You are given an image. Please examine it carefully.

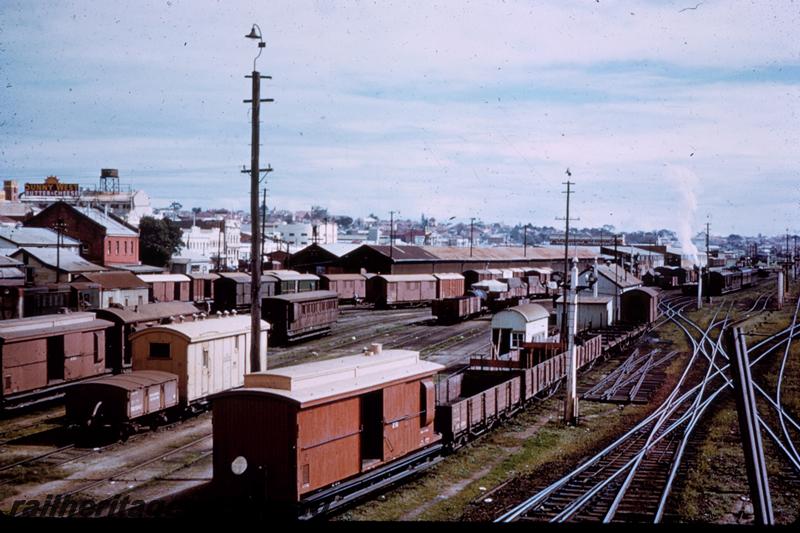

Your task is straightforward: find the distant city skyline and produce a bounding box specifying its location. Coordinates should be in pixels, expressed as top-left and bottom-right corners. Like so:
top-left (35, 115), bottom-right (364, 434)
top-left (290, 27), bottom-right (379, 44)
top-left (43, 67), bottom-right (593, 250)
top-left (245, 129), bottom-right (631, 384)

top-left (2, 1), bottom-right (798, 236)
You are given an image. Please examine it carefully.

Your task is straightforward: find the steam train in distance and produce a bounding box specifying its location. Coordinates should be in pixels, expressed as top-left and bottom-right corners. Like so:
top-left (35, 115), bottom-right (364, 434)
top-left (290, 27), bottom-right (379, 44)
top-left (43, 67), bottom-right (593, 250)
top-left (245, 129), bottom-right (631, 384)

top-left (675, 266), bottom-right (763, 297)
top-left (212, 306), bottom-right (650, 520)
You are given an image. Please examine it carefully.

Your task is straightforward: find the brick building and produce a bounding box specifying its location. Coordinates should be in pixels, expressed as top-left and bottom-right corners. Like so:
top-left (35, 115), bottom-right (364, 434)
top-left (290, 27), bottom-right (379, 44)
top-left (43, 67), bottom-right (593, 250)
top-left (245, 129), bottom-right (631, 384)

top-left (25, 201), bottom-right (140, 267)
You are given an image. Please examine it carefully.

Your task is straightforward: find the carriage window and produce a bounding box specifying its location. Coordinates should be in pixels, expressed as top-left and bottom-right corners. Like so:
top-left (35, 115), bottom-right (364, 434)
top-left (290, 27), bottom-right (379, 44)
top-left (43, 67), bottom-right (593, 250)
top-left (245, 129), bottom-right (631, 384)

top-left (149, 342), bottom-right (171, 359)
top-left (235, 335), bottom-right (240, 350)
top-left (93, 332), bottom-right (102, 364)
top-left (202, 348), bottom-right (209, 368)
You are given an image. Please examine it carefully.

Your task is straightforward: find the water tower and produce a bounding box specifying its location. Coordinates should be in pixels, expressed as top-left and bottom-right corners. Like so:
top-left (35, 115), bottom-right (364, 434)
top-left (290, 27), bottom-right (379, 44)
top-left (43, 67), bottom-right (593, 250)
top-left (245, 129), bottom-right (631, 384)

top-left (99, 168), bottom-right (120, 193)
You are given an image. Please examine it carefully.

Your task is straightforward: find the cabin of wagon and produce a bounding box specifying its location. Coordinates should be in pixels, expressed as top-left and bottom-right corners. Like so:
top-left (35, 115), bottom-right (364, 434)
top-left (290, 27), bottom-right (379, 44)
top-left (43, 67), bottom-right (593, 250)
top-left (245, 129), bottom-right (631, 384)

top-left (318, 273), bottom-right (367, 302)
top-left (212, 348), bottom-right (443, 505)
top-left (432, 273), bottom-right (465, 299)
top-left (491, 303), bottom-right (550, 355)
top-left (187, 272), bottom-right (219, 305)
top-left (555, 295), bottom-right (614, 331)
top-left (366, 274), bottom-right (437, 307)
top-left (129, 314), bottom-right (268, 405)
top-left (262, 290), bottom-right (339, 344)
top-left (1, 312), bottom-right (112, 405)
top-left (94, 301), bottom-right (200, 372)
top-left (137, 274), bottom-right (191, 303)
top-left (73, 271), bottom-right (148, 309)
top-left (212, 272), bottom-right (276, 312)
top-left (620, 286), bottom-right (660, 324)
top-left (263, 270), bottom-right (320, 294)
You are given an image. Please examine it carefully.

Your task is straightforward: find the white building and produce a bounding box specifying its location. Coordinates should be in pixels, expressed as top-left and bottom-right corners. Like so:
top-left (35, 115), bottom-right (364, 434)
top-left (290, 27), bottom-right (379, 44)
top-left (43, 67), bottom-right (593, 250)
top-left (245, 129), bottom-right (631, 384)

top-left (179, 219), bottom-right (244, 271)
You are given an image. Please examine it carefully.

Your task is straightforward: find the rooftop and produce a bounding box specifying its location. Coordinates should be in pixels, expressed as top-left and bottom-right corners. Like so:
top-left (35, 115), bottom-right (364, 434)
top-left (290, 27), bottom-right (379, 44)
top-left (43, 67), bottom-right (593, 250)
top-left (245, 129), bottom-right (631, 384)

top-left (12, 247), bottom-right (106, 273)
top-left (0, 226), bottom-right (80, 247)
top-left (76, 207), bottom-right (138, 236)
top-left (240, 349), bottom-right (443, 407)
top-left (129, 314), bottom-right (269, 343)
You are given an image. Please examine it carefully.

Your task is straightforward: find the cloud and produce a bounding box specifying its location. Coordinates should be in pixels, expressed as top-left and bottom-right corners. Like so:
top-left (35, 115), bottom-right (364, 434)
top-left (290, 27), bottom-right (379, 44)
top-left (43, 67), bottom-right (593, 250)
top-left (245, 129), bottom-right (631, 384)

top-left (1, 1), bottom-right (798, 235)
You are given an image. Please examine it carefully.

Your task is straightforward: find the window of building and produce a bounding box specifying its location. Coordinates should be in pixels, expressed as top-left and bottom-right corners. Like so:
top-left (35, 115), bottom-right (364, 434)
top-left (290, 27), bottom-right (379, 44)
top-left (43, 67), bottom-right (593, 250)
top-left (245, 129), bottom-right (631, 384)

top-left (124, 241), bottom-right (128, 254)
top-left (511, 332), bottom-right (524, 349)
top-left (108, 241), bottom-right (112, 255)
top-left (149, 342), bottom-right (171, 359)
top-left (116, 241), bottom-right (120, 255)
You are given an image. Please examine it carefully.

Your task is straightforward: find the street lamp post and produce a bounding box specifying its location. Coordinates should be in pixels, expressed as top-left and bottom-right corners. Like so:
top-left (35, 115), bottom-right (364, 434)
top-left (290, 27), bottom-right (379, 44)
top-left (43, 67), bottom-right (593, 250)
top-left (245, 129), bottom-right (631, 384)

top-left (243, 24), bottom-right (273, 373)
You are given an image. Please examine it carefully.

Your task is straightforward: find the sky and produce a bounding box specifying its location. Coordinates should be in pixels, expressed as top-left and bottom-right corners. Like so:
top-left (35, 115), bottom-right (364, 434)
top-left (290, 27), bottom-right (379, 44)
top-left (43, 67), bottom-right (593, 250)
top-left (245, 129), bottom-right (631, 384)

top-left (1, 0), bottom-right (799, 236)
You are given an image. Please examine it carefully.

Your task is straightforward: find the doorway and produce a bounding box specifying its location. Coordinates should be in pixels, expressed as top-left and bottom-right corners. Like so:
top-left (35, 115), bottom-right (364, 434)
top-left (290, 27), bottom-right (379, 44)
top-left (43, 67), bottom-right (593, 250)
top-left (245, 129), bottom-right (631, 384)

top-left (46, 335), bottom-right (65, 381)
top-left (360, 390), bottom-right (383, 469)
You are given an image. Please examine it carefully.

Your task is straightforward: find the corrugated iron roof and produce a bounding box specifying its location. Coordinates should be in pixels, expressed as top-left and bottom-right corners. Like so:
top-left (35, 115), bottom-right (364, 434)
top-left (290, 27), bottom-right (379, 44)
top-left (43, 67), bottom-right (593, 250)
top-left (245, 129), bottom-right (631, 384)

top-left (186, 272), bottom-right (220, 280)
top-left (596, 265), bottom-right (643, 288)
top-left (75, 271), bottom-right (148, 289)
top-left (77, 207), bottom-right (138, 236)
top-left (12, 247), bottom-right (106, 272)
top-left (0, 226), bottom-right (80, 247)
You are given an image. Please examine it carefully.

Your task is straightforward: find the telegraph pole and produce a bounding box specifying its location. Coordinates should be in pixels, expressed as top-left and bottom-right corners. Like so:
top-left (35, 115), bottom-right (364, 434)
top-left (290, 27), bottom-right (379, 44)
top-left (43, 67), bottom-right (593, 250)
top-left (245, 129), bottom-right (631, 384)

top-left (556, 171), bottom-right (578, 342)
top-left (53, 217), bottom-right (66, 283)
top-left (705, 221), bottom-right (711, 303)
top-left (523, 223), bottom-right (528, 258)
top-left (243, 25), bottom-right (273, 373)
top-left (389, 210), bottom-right (396, 260)
top-left (470, 217), bottom-right (476, 257)
top-left (261, 188), bottom-right (267, 261)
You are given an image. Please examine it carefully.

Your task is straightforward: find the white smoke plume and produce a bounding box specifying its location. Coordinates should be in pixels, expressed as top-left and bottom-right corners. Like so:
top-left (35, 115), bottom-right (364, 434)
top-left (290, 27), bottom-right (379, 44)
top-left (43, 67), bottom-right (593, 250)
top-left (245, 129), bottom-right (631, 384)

top-left (667, 165), bottom-right (701, 266)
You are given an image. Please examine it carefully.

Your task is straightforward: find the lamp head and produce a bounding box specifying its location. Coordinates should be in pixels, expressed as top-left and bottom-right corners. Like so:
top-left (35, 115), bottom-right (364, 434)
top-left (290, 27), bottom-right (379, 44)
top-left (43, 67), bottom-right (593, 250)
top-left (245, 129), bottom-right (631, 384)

top-left (245, 25), bottom-right (261, 40)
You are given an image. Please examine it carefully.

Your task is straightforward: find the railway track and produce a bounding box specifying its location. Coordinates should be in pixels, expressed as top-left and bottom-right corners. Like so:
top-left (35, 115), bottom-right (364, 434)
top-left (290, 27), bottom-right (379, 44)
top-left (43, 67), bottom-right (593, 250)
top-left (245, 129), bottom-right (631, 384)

top-left (495, 289), bottom-right (785, 524)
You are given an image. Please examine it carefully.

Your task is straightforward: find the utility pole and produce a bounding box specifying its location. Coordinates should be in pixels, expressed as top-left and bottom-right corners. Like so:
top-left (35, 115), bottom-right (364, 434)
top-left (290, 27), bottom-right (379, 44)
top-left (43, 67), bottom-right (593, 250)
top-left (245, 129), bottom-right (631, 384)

top-left (53, 217), bottom-right (66, 283)
top-left (261, 188), bottom-right (267, 262)
top-left (470, 217), bottom-right (476, 257)
top-left (705, 221), bottom-right (711, 304)
top-left (564, 257), bottom-right (580, 425)
top-left (614, 234), bottom-right (620, 322)
top-left (523, 223), bottom-right (528, 258)
top-left (556, 172), bottom-right (578, 342)
top-left (389, 211), bottom-right (396, 261)
top-left (243, 24), bottom-right (273, 373)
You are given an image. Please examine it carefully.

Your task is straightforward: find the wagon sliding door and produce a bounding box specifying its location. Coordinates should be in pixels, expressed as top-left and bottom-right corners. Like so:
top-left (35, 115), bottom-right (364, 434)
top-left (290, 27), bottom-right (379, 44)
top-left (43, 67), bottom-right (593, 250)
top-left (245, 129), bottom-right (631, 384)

top-left (361, 390), bottom-right (383, 468)
top-left (46, 335), bottom-right (65, 381)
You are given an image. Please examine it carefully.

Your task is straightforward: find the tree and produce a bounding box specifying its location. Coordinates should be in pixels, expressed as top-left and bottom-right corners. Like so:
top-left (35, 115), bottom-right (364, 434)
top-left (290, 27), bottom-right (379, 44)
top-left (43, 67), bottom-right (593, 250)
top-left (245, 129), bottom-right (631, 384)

top-left (139, 216), bottom-right (184, 267)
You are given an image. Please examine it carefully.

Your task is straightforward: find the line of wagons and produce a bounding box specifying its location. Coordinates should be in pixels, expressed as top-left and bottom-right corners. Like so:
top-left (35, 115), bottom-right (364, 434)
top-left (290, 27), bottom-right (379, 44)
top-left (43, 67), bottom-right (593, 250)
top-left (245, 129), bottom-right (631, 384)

top-left (644, 265), bottom-right (763, 295)
top-left (212, 328), bottom-right (606, 519)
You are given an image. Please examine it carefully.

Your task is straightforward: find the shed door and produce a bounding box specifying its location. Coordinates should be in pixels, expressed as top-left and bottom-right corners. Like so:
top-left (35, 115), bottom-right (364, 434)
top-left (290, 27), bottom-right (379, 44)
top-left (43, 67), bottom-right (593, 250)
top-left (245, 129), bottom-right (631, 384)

top-left (361, 390), bottom-right (383, 464)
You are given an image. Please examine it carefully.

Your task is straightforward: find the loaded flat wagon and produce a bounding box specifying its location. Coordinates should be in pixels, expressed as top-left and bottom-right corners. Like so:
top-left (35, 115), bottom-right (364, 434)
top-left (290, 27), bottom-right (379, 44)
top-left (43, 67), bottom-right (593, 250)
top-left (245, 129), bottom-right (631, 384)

top-left (318, 273), bottom-right (367, 302)
top-left (0, 312), bottom-right (113, 409)
top-left (432, 272), bottom-right (465, 299)
top-left (366, 274), bottom-right (437, 307)
top-left (262, 290), bottom-right (339, 344)
top-left (212, 347), bottom-right (444, 518)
